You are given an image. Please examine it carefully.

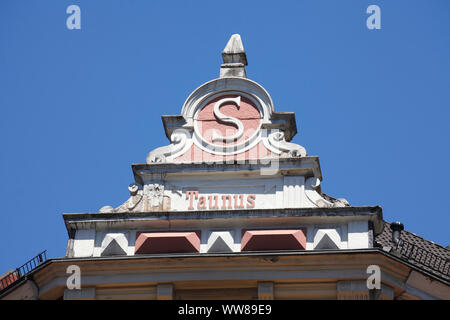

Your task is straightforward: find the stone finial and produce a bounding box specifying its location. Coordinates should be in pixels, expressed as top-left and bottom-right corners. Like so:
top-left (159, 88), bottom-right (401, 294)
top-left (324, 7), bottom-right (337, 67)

top-left (220, 34), bottom-right (248, 78)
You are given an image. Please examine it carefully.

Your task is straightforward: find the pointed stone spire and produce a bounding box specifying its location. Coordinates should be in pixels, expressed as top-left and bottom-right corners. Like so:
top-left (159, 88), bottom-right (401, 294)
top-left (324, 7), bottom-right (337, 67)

top-left (220, 34), bottom-right (248, 78)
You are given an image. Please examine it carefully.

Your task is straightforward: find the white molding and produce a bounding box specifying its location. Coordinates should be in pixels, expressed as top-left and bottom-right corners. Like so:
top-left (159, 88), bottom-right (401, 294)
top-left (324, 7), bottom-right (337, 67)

top-left (181, 77), bottom-right (274, 122)
top-left (73, 229), bottom-right (95, 258)
top-left (147, 128), bottom-right (193, 163)
top-left (348, 221), bottom-right (369, 249)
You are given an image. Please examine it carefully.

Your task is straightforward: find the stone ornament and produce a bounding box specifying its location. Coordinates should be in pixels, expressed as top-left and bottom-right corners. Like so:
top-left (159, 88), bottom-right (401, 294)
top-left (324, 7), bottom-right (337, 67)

top-left (305, 177), bottom-right (349, 208)
top-left (99, 206), bottom-right (114, 213)
top-left (220, 34), bottom-right (247, 78)
top-left (125, 183), bottom-right (143, 211)
top-left (206, 231), bottom-right (235, 253)
top-left (313, 229), bottom-right (341, 250)
top-left (146, 128), bottom-right (192, 163)
top-left (100, 182), bottom-right (171, 213)
top-left (144, 183), bottom-right (164, 208)
top-left (100, 233), bottom-right (129, 256)
top-left (263, 130), bottom-right (307, 157)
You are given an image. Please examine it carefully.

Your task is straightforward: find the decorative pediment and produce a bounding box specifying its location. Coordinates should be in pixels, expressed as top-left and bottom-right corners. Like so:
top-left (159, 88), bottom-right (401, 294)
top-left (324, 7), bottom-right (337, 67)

top-left (97, 34), bottom-right (349, 214)
top-left (146, 35), bottom-right (306, 164)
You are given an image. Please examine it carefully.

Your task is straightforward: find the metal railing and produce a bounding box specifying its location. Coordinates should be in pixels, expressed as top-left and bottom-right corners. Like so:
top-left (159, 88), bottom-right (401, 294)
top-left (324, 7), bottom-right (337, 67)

top-left (396, 240), bottom-right (449, 278)
top-left (0, 251), bottom-right (47, 292)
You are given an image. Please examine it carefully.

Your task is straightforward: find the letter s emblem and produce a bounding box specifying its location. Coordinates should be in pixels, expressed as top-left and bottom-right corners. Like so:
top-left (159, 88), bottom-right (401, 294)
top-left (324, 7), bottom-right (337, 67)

top-left (212, 96), bottom-right (244, 142)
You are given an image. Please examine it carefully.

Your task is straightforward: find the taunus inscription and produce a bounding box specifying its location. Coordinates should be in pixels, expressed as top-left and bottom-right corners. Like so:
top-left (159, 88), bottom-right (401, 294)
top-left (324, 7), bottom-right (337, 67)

top-left (186, 190), bottom-right (256, 210)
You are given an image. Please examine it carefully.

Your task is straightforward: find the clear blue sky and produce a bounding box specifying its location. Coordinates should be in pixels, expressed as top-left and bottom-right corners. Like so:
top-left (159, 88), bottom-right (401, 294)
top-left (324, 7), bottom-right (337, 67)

top-left (0, 0), bottom-right (449, 273)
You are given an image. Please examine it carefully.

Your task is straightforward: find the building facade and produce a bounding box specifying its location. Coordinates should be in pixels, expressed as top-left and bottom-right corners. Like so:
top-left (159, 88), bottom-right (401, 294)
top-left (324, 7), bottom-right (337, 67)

top-left (1, 34), bottom-right (449, 300)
